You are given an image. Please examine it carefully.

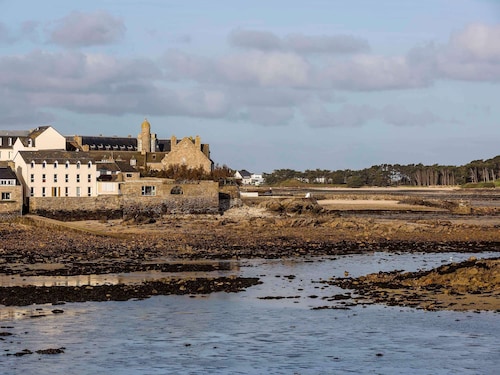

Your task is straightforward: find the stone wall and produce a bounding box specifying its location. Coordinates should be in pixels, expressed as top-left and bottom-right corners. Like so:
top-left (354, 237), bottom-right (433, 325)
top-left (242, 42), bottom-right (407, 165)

top-left (29, 179), bottom-right (221, 216)
top-left (30, 195), bottom-right (122, 212)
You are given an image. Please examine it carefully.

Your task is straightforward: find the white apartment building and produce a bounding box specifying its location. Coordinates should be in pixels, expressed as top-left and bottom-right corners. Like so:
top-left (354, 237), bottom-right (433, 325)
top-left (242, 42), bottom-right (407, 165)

top-left (13, 151), bottom-right (98, 198)
top-left (0, 126), bottom-right (66, 162)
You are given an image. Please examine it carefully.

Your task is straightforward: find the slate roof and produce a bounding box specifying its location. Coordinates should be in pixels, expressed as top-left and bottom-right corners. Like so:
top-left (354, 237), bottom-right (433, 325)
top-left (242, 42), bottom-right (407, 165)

top-left (77, 136), bottom-right (138, 151)
top-left (0, 167), bottom-right (20, 184)
top-left (238, 169), bottom-right (252, 178)
top-left (18, 150), bottom-right (95, 163)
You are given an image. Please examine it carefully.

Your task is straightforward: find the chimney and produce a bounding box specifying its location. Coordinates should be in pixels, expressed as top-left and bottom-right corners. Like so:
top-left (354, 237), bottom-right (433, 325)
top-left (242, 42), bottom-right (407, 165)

top-left (170, 135), bottom-right (177, 151)
top-left (195, 135), bottom-right (201, 149)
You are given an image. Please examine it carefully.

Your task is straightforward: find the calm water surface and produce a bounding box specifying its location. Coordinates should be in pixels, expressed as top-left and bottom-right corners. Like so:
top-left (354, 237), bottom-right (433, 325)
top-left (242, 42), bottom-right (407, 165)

top-left (1, 251), bottom-right (499, 374)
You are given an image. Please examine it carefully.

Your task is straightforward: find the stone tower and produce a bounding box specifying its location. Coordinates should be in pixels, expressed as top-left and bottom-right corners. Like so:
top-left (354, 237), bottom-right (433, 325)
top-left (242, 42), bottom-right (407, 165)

top-left (138, 118), bottom-right (151, 154)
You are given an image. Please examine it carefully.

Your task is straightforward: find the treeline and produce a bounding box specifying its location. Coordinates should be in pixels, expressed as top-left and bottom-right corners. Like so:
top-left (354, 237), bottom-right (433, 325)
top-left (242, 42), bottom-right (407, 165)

top-left (263, 155), bottom-right (500, 187)
top-left (143, 164), bottom-right (234, 181)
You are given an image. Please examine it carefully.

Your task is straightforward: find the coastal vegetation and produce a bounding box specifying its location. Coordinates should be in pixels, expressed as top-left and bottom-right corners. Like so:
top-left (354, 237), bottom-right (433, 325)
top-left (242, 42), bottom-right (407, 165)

top-left (263, 155), bottom-right (500, 187)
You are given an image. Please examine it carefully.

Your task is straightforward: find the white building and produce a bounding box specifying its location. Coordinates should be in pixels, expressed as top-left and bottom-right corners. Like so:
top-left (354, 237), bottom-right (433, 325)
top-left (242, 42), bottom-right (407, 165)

top-left (235, 170), bottom-right (265, 186)
top-left (13, 151), bottom-right (98, 198)
top-left (0, 126), bottom-right (66, 162)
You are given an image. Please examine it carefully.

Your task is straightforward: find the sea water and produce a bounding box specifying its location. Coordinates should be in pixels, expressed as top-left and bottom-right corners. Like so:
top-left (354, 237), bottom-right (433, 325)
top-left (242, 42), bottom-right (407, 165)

top-left (1, 252), bottom-right (499, 374)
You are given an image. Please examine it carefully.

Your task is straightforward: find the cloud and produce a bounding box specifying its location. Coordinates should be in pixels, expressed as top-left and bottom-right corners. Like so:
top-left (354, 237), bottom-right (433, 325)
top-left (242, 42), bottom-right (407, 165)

top-left (218, 51), bottom-right (311, 87)
top-left (229, 29), bottom-right (369, 54)
top-left (49, 11), bottom-right (126, 47)
top-left (0, 89), bottom-right (55, 126)
top-left (437, 23), bottom-right (500, 81)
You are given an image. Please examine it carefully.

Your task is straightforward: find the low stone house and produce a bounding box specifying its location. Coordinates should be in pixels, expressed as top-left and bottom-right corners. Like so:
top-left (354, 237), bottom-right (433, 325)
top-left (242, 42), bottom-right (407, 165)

top-left (121, 178), bottom-right (220, 214)
top-left (0, 166), bottom-right (23, 215)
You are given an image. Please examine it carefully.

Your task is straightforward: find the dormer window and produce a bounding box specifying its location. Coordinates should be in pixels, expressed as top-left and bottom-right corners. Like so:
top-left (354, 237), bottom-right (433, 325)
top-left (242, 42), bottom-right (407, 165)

top-left (65, 161), bottom-right (69, 169)
top-left (8, 137), bottom-right (12, 146)
top-left (31, 161), bottom-right (35, 168)
top-left (42, 161), bottom-right (47, 169)
top-left (87, 161), bottom-right (92, 169)
top-left (76, 161), bottom-right (81, 169)
top-left (28, 139), bottom-right (33, 147)
top-left (54, 161), bottom-right (58, 168)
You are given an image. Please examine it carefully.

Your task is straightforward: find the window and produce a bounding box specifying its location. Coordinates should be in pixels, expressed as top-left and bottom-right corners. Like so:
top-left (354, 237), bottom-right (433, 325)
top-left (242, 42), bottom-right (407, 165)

top-left (87, 174), bottom-right (92, 183)
top-left (87, 187), bottom-right (92, 196)
top-left (54, 174), bottom-right (58, 183)
top-left (88, 161), bottom-right (92, 169)
top-left (54, 161), bottom-right (58, 168)
top-left (28, 139), bottom-right (33, 147)
top-left (42, 174), bottom-right (46, 183)
top-left (76, 161), bottom-right (81, 169)
top-left (31, 161), bottom-right (35, 168)
top-left (1, 192), bottom-right (11, 200)
top-left (170, 186), bottom-right (183, 195)
top-left (42, 187), bottom-right (46, 197)
top-left (0, 138), bottom-right (2, 146)
top-left (65, 174), bottom-right (69, 183)
top-left (76, 174), bottom-right (80, 183)
top-left (65, 161), bottom-right (69, 169)
top-left (42, 161), bottom-right (46, 168)
top-left (65, 187), bottom-right (69, 197)
top-left (141, 186), bottom-right (156, 196)
top-left (30, 187), bottom-right (34, 197)
top-left (30, 174), bottom-right (34, 183)
top-left (76, 187), bottom-right (81, 197)
top-left (126, 173), bottom-right (133, 178)
top-left (8, 137), bottom-right (12, 146)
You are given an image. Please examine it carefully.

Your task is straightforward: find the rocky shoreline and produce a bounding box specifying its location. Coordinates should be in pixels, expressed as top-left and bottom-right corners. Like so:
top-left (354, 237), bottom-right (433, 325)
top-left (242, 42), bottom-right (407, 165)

top-left (1, 195), bottom-right (500, 310)
top-left (324, 257), bottom-right (500, 312)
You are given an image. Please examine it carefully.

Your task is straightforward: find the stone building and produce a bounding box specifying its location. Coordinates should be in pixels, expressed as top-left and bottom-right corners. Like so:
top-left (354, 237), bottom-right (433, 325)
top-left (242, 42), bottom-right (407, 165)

top-left (161, 135), bottom-right (212, 174)
top-left (0, 166), bottom-right (23, 215)
top-left (69, 119), bottom-right (213, 173)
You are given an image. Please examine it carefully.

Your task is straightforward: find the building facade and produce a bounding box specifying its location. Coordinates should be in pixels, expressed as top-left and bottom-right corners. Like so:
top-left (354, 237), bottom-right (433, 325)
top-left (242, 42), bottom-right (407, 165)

top-left (13, 151), bottom-right (98, 199)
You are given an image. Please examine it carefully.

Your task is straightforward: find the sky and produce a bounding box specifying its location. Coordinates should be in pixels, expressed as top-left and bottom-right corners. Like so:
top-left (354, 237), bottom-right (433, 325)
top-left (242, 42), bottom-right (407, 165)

top-left (1, 0), bottom-right (499, 173)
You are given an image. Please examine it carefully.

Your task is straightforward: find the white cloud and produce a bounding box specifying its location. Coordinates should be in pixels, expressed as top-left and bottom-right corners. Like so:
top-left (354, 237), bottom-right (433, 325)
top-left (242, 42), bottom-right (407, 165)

top-left (49, 11), bottom-right (126, 47)
top-left (218, 51), bottom-right (311, 87)
top-left (437, 23), bottom-right (500, 81)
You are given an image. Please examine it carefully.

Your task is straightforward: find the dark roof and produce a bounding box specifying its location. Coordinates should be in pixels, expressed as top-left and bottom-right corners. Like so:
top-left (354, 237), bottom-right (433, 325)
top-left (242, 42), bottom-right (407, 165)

top-left (96, 162), bottom-right (121, 172)
top-left (77, 136), bottom-right (138, 151)
top-left (157, 139), bottom-right (172, 152)
top-left (18, 150), bottom-right (95, 163)
top-left (0, 167), bottom-right (19, 183)
top-left (238, 169), bottom-right (252, 178)
top-left (115, 160), bottom-right (139, 173)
